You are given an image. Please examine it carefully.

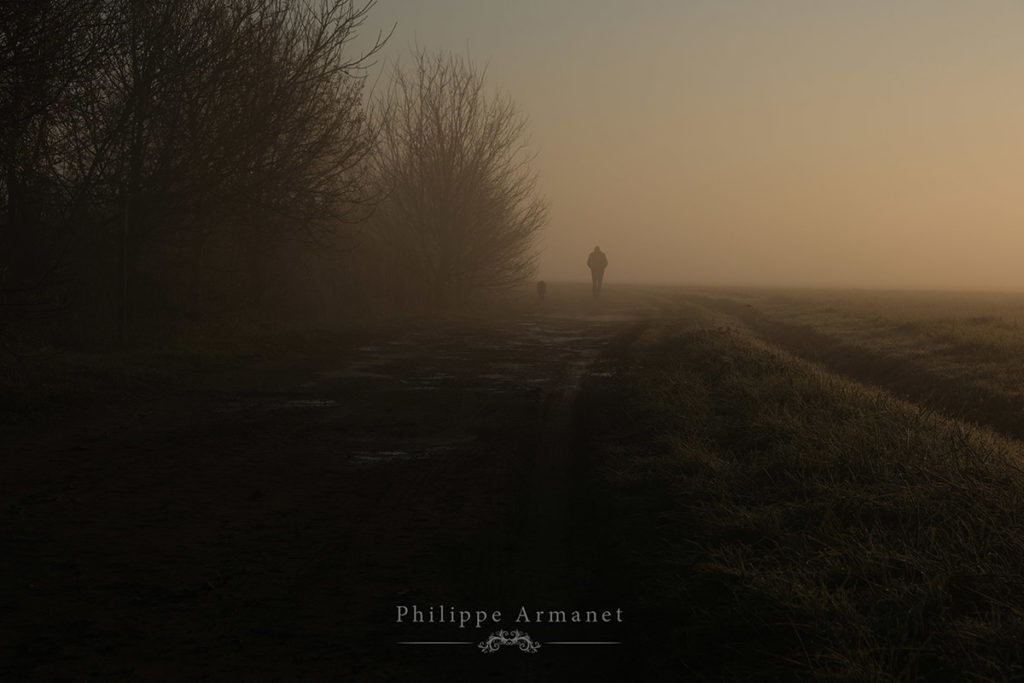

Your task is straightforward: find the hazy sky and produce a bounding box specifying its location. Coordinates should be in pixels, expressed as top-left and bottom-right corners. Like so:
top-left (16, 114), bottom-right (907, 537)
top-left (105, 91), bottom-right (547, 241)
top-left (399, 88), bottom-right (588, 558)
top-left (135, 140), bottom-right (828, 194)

top-left (354, 1), bottom-right (1024, 290)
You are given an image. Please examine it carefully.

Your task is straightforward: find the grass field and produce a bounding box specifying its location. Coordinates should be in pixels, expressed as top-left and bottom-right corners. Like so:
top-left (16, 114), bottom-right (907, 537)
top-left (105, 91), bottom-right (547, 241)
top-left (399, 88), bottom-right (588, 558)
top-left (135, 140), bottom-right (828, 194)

top-left (580, 288), bottom-right (1024, 680)
top-left (692, 287), bottom-right (1024, 402)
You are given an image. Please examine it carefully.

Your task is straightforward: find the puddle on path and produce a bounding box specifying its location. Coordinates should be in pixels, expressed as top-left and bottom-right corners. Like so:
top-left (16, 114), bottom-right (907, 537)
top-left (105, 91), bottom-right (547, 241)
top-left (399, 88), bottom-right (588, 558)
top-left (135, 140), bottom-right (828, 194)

top-left (210, 397), bottom-right (340, 413)
top-left (352, 450), bottom-right (426, 464)
top-left (350, 444), bottom-right (458, 465)
top-left (282, 399), bottom-right (338, 408)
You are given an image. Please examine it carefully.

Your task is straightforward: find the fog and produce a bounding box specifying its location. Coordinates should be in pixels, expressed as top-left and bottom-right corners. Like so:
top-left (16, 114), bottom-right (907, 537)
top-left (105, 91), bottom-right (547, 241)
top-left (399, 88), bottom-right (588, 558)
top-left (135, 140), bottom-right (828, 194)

top-left (357, 1), bottom-right (1024, 290)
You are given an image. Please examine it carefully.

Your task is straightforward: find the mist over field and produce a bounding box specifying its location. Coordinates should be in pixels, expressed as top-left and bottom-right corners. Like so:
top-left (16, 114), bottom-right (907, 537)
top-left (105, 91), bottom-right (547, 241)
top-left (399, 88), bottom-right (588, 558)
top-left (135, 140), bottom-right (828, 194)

top-left (10, 2), bottom-right (1024, 681)
top-left (360, 0), bottom-right (1024, 290)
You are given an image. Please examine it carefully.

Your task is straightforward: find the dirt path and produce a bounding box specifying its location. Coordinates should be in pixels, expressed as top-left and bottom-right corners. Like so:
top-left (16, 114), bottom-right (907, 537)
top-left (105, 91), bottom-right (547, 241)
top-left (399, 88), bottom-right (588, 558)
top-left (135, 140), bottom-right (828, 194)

top-left (515, 345), bottom-right (601, 599)
top-left (1, 284), bottom-right (664, 681)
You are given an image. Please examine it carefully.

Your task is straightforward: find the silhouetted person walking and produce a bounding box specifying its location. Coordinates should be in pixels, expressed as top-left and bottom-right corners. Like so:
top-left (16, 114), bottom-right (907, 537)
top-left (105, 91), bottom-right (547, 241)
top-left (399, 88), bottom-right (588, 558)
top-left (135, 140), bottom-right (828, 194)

top-left (587, 246), bottom-right (608, 298)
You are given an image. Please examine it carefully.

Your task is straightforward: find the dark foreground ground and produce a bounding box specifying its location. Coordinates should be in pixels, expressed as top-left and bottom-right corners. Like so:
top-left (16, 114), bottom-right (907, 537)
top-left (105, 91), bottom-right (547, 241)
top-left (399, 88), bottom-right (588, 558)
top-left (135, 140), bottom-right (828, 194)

top-left (2, 284), bottom-right (673, 681)
top-left (9, 284), bottom-right (1024, 681)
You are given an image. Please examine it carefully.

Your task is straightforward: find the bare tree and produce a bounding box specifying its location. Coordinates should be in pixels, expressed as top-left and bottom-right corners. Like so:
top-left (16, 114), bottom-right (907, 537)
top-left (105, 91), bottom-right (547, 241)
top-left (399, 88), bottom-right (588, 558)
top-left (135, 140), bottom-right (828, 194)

top-left (0, 0), bottom-right (108, 323)
top-left (70, 0), bottom-right (385, 335)
top-left (1, 0), bottom-right (388, 340)
top-left (371, 49), bottom-right (547, 307)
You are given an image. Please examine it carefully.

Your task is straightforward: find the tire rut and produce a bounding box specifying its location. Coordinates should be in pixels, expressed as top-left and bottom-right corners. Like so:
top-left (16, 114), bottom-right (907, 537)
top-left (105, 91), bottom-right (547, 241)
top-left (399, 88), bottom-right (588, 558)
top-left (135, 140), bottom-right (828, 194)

top-left (687, 293), bottom-right (1024, 443)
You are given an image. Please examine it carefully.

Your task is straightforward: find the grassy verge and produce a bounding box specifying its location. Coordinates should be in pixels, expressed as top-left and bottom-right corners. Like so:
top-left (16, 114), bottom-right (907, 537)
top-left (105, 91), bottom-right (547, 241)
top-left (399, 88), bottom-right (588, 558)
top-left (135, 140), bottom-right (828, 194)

top-left (579, 308), bottom-right (1024, 681)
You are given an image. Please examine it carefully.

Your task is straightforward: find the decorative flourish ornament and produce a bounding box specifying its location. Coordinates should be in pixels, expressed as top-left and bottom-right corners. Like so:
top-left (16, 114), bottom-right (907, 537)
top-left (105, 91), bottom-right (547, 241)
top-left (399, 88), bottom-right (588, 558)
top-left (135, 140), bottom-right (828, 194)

top-left (477, 630), bottom-right (541, 654)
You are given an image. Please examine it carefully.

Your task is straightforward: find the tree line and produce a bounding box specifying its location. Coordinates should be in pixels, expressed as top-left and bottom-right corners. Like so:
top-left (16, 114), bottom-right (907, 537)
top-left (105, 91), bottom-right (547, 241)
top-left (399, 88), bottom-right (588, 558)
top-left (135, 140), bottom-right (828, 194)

top-left (0, 0), bottom-right (546, 345)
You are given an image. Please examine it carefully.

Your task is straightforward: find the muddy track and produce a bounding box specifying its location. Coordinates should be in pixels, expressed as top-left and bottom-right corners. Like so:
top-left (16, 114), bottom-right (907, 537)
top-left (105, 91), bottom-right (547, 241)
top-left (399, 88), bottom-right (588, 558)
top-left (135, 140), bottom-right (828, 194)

top-left (516, 345), bottom-right (602, 597)
top-left (0, 287), bottom-right (659, 681)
